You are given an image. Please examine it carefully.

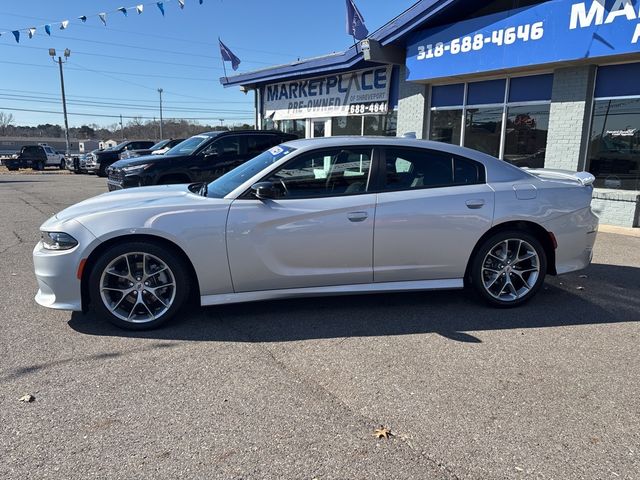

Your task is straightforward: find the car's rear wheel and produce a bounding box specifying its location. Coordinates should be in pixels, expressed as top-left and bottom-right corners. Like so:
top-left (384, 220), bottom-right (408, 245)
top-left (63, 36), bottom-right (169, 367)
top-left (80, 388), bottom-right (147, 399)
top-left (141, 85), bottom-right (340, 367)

top-left (35, 160), bottom-right (44, 171)
top-left (89, 241), bottom-right (189, 330)
top-left (471, 230), bottom-right (547, 307)
top-left (97, 165), bottom-right (107, 177)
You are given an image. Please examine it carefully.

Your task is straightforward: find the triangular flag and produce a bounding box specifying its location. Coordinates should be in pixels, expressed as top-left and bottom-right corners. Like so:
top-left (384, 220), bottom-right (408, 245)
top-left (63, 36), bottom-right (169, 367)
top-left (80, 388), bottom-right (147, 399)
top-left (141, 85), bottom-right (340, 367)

top-left (178, 0), bottom-right (185, 8)
top-left (118, 7), bottom-right (128, 16)
top-left (44, 24), bottom-right (51, 36)
top-left (98, 13), bottom-right (107, 26)
top-left (157, 2), bottom-right (165, 16)
top-left (28, 28), bottom-right (36, 39)
top-left (12, 30), bottom-right (20, 43)
top-left (78, 16), bottom-right (87, 22)
top-left (60, 20), bottom-right (69, 30)
top-left (136, 4), bottom-right (144, 14)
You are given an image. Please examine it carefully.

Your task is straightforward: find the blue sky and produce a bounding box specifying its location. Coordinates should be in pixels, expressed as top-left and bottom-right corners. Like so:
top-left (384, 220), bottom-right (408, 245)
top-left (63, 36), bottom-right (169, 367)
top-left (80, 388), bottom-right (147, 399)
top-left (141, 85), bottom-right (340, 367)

top-left (0, 0), bottom-right (415, 129)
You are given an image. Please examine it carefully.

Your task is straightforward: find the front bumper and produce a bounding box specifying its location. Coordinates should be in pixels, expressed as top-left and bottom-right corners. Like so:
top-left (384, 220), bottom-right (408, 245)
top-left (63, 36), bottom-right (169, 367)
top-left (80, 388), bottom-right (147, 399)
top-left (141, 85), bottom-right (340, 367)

top-left (33, 221), bottom-right (97, 312)
top-left (107, 170), bottom-right (144, 191)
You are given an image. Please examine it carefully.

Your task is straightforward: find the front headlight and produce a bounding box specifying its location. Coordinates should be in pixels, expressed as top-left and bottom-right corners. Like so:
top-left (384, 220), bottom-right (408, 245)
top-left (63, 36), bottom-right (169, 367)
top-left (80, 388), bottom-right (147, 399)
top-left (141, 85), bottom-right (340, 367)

top-left (122, 163), bottom-right (150, 175)
top-left (41, 232), bottom-right (78, 251)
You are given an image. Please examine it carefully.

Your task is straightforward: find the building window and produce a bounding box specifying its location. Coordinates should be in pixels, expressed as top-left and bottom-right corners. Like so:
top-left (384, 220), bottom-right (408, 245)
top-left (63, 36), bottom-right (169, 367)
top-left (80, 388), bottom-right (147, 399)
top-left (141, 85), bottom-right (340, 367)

top-left (586, 63), bottom-right (640, 191)
top-left (588, 98), bottom-right (640, 191)
top-left (363, 112), bottom-right (397, 136)
top-left (332, 116), bottom-right (364, 136)
top-left (464, 107), bottom-right (503, 157)
top-left (503, 104), bottom-right (550, 168)
top-left (428, 74), bottom-right (552, 165)
top-left (430, 110), bottom-right (462, 144)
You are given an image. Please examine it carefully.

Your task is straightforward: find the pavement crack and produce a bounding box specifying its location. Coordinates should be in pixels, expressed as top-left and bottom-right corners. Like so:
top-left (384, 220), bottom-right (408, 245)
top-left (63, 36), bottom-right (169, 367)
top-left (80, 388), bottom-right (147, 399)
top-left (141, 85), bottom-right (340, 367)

top-left (220, 319), bottom-right (461, 480)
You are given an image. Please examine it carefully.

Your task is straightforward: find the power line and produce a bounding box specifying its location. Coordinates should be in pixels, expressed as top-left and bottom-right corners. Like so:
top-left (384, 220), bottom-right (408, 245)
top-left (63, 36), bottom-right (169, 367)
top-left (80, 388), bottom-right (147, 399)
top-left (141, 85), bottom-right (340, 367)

top-left (0, 87), bottom-right (251, 105)
top-left (0, 93), bottom-right (253, 114)
top-left (0, 105), bottom-right (253, 121)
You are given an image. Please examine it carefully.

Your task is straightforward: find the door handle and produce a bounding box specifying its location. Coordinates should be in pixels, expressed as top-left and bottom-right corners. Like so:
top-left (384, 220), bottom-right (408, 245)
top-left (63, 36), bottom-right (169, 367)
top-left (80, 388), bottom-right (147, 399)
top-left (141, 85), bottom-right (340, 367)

top-left (465, 199), bottom-right (485, 209)
top-left (347, 211), bottom-right (368, 222)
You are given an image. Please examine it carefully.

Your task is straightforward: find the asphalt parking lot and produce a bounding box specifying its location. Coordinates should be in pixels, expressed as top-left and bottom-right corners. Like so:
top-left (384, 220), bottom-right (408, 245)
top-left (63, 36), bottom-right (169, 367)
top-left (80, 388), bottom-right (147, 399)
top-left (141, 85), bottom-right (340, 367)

top-left (0, 170), bottom-right (638, 479)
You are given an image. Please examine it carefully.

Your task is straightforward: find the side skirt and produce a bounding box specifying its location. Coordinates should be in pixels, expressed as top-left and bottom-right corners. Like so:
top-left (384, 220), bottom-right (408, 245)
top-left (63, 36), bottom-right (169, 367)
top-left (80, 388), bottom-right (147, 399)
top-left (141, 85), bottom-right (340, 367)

top-left (200, 278), bottom-right (464, 307)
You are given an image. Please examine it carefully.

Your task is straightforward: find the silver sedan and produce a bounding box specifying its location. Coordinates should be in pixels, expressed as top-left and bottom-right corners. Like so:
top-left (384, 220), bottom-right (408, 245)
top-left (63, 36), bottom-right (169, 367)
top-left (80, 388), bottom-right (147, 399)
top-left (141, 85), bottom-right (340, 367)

top-left (33, 137), bottom-right (599, 329)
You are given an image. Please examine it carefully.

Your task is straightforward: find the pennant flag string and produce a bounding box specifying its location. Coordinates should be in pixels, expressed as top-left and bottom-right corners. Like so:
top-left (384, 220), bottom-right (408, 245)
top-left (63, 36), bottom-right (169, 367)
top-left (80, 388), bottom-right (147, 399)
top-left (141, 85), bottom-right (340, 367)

top-left (0, 0), bottom-right (203, 38)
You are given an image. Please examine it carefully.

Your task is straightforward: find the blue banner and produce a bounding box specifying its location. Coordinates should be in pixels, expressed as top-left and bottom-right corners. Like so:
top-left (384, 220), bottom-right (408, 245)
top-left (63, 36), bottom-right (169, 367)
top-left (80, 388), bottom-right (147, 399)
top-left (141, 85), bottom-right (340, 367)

top-left (406, 0), bottom-right (640, 81)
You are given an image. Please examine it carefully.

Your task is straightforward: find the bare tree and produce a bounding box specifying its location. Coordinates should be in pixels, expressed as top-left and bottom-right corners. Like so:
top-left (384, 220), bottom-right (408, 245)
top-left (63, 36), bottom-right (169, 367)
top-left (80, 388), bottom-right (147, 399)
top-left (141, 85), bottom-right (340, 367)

top-left (0, 112), bottom-right (15, 135)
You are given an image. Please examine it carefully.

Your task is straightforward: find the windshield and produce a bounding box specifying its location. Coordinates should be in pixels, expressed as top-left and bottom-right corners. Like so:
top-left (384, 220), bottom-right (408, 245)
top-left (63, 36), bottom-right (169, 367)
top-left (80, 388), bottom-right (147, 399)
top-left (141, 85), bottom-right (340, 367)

top-left (150, 139), bottom-right (170, 150)
top-left (206, 145), bottom-right (296, 198)
top-left (112, 141), bottom-right (130, 151)
top-left (165, 134), bottom-right (214, 156)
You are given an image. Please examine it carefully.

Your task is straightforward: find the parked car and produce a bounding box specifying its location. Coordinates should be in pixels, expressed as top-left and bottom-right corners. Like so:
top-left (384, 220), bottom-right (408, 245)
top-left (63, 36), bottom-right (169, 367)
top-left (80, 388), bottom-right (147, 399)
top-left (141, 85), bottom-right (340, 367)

top-left (86, 140), bottom-right (155, 177)
top-left (66, 150), bottom-right (98, 174)
top-left (119, 139), bottom-right (185, 160)
top-left (5, 144), bottom-right (65, 171)
top-left (106, 130), bottom-right (296, 191)
top-left (33, 137), bottom-right (599, 330)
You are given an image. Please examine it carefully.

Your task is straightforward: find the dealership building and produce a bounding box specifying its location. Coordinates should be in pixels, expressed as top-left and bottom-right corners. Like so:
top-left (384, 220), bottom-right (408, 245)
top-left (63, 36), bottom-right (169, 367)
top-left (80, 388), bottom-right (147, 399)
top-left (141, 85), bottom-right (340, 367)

top-left (222, 0), bottom-right (640, 227)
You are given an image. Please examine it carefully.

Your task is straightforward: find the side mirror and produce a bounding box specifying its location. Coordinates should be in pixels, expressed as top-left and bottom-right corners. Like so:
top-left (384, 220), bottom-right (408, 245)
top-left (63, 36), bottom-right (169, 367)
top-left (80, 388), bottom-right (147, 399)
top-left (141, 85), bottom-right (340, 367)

top-left (251, 182), bottom-right (279, 200)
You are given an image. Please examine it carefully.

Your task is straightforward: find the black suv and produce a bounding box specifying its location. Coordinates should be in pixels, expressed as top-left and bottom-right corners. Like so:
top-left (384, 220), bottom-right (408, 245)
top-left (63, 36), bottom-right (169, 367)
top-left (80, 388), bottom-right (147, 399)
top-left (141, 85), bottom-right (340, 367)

top-left (87, 140), bottom-right (156, 177)
top-left (106, 130), bottom-right (296, 191)
top-left (5, 145), bottom-right (49, 171)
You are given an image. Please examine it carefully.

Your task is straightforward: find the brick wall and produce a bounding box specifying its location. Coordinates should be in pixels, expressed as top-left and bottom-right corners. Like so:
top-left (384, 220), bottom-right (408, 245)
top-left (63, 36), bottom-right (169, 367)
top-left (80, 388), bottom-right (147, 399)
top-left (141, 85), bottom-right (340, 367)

top-left (545, 66), bottom-right (596, 171)
top-left (396, 66), bottom-right (428, 139)
top-left (591, 189), bottom-right (640, 228)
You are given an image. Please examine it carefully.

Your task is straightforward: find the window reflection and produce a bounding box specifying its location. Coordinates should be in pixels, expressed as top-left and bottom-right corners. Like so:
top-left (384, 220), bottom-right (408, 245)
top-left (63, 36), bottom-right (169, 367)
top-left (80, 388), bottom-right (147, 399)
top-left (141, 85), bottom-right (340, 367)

top-left (588, 99), bottom-right (640, 190)
top-left (430, 110), bottom-right (462, 144)
top-left (503, 105), bottom-right (550, 168)
top-left (464, 107), bottom-right (503, 157)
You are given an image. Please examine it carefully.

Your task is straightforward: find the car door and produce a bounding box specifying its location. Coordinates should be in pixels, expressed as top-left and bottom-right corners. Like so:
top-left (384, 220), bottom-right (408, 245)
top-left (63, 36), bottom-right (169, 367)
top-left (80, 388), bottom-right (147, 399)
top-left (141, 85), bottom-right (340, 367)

top-left (226, 146), bottom-right (377, 292)
top-left (373, 147), bottom-right (494, 283)
top-left (43, 146), bottom-right (56, 165)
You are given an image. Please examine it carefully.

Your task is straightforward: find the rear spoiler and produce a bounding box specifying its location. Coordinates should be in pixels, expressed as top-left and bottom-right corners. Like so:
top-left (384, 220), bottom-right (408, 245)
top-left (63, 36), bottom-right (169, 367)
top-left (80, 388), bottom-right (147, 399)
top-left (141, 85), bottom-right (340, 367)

top-left (522, 168), bottom-right (595, 186)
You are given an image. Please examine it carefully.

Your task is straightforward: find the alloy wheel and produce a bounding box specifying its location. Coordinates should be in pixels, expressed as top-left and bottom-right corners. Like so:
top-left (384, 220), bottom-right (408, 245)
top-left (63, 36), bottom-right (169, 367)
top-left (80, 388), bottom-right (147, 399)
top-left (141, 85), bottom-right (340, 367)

top-left (480, 238), bottom-right (540, 302)
top-left (99, 252), bottom-right (176, 323)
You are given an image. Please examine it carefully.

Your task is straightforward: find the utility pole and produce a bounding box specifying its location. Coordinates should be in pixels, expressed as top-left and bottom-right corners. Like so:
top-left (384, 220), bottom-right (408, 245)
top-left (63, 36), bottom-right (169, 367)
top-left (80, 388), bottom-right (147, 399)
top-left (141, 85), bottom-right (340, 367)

top-left (120, 114), bottom-right (124, 141)
top-left (49, 48), bottom-right (71, 156)
top-left (219, 118), bottom-right (224, 130)
top-left (158, 88), bottom-right (164, 139)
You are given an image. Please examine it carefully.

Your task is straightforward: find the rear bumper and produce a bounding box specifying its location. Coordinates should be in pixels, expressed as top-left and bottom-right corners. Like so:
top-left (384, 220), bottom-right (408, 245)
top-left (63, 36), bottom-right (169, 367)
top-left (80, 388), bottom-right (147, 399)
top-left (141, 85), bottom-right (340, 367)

top-left (543, 207), bottom-right (599, 275)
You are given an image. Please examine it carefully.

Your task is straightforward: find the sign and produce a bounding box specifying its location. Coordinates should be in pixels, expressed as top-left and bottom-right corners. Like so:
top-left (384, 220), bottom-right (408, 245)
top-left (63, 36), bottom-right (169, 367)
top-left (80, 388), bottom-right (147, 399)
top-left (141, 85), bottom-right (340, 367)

top-left (406, 0), bottom-right (640, 81)
top-left (263, 66), bottom-right (392, 120)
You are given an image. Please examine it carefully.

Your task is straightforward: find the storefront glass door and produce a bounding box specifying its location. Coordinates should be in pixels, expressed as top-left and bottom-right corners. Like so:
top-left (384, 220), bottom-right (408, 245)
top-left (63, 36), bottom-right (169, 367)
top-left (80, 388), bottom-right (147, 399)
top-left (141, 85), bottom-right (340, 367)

top-left (310, 118), bottom-right (331, 138)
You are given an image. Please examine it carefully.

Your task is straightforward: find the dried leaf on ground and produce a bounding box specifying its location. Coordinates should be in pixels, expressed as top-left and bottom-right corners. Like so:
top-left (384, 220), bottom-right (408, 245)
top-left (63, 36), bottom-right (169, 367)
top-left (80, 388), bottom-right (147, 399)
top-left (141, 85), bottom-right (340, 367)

top-left (19, 394), bottom-right (35, 403)
top-left (373, 426), bottom-right (393, 439)
top-left (576, 286), bottom-right (585, 290)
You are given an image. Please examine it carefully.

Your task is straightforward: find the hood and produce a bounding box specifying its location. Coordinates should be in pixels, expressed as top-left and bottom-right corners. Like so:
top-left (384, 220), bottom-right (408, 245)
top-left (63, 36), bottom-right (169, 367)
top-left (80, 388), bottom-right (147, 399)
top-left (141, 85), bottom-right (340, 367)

top-left (53, 184), bottom-right (201, 223)
top-left (110, 154), bottom-right (186, 169)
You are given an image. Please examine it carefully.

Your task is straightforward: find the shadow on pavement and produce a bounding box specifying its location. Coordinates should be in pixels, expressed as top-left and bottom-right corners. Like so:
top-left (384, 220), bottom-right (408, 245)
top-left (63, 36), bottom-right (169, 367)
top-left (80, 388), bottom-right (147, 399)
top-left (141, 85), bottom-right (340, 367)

top-left (68, 263), bottom-right (640, 344)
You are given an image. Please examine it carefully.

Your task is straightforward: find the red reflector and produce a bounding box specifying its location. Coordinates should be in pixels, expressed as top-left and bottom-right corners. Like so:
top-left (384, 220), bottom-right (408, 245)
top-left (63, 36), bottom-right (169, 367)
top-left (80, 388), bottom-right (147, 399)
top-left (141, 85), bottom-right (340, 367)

top-left (77, 258), bottom-right (87, 280)
top-left (548, 232), bottom-right (558, 250)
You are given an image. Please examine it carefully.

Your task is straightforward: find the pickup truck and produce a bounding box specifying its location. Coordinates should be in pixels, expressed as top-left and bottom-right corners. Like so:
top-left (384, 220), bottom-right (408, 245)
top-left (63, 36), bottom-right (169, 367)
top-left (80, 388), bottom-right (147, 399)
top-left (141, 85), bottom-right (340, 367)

top-left (4, 145), bottom-right (66, 171)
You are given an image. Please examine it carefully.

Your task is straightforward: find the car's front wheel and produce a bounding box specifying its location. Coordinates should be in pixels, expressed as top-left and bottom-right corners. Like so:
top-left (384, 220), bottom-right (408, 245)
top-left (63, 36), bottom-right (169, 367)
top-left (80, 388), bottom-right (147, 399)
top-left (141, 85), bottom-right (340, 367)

top-left (470, 230), bottom-right (547, 307)
top-left (89, 241), bottom-right (189, 329)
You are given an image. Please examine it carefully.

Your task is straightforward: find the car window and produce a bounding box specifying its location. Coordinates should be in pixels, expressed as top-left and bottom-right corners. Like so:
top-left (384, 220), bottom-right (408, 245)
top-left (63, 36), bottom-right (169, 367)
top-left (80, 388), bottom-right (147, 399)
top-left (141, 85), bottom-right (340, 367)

top-left (44, 147), bottom-right (54, 154)
top-left (205, 137), bottom-right (241, 157)
top-left (247, 135), bottom-right (279, 155)
top-left (264, 148), bottom-right (372, 198)
top-left (382, 148), bottom-right (484, 191)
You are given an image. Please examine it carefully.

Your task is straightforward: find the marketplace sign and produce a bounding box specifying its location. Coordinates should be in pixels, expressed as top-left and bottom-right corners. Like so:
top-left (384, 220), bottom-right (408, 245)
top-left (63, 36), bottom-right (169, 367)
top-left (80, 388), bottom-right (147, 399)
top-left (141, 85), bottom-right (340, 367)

top-left (263, 66), bottom-right (392, 120)
top-left (406, 0), bottom-right (640, 80)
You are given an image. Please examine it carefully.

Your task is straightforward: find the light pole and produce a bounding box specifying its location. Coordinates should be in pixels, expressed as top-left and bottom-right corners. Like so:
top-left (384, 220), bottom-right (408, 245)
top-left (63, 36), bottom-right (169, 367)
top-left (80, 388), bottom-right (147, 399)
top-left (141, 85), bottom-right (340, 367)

top-left (219, 118), bottom-right (224, 129)
top-left (158, 88), bottom-right (164, 139)
top-left (49, 48), bottom-right (71, 156)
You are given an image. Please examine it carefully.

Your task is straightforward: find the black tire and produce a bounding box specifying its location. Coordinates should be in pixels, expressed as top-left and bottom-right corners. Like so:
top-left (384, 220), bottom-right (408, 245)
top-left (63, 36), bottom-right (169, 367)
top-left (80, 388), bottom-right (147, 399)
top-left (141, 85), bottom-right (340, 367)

top-left (35, 160), bottom-right (45, 171)
top-left (470, 230), bottom-right (547, 307)
top-left (59, 160), bottom-right (65, 170)
top-left (7, 167), bottom-right (18, 171)
top-left (73, 170), bottom-right (82, 174)
top-left (97, 165), bottom-right (107, 177)
top-left (89, 241), bottom-right (190, 330)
